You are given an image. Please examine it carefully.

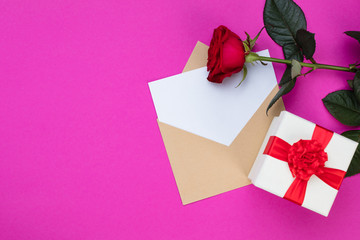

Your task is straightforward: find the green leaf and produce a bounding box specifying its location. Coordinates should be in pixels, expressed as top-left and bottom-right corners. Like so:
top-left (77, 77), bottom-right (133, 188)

top-left (267, 79), bottom-right (296, 114)
top-left (278, 37), bottom-right (304, 87)
top-left (341, 130), bottom-right (360, 177)
top-left (244, 27), bottom-right (266, 50)
top-left (279, 66), bottom-right (292, 87)
top-left (282, 43), bottom-right (304, 62)
top-left (322, 90), bottom-right (360, 126)
top-left (352, 70), bottom-right (360, 103)
top-left (291, 59), bottom-right (302, 79)
top-left (235, 65), bottom-right (248, 87)
top-left (345, 31), bottom-right (360, 43)
top-left (279, 58), bottom-right (303, 89)
top-left (348, 80), bottom-right (354, 89)
top-left (264, 0), bottom-right (307, 47)
top-left (295, 29), bottom-right (316, 59)
top-left (264, 0), bottom-right (307, 112)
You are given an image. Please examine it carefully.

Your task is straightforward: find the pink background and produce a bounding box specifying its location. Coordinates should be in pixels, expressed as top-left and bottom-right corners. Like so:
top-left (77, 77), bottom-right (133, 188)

top-left (1, 0), bottom-right (360, 239)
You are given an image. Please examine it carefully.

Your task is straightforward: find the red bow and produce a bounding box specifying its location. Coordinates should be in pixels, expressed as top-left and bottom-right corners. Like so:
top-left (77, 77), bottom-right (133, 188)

top-left (263, 125), bottom-right (345, 205)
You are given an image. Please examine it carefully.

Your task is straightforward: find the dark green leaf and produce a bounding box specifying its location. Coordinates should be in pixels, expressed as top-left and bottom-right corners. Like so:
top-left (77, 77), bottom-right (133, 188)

top-left (348, 80), bottom-right (354, 89)
top-left (341, 130), bottom-right (360, 177)
top-left (353, 70), bottom-right (360, 103)
top-left (322, 90), bottom-right (360, 126)
top-left (279, 40), bottom-right (304, 87)
top-left (264, 0), bottom-right (307, 113)
top-left (279, 66), bottom-right (292, 86)
top-left (282, 43), bottom-right (304, 62)
top-left (345, 31), bottom-right (360, 43)
top-left (342, 130), bottom-right (360, 142)
top-left (278, 31), bottom-right (305, 87)
top-left (295, 29), bottom-right (316, 59)
top-left (267, 79), bottom-right (296, 114)
top-left (264, 0), bottom-right (307, 46)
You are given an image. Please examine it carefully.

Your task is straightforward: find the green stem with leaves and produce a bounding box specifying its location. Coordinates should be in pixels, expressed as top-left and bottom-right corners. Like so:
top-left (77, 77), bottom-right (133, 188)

top-left (257, 56), bottom-right (357, 72)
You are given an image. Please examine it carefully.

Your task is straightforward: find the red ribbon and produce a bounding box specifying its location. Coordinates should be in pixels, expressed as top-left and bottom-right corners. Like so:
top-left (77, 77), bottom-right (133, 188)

top-left (263, 125), bottom-right (346, 205)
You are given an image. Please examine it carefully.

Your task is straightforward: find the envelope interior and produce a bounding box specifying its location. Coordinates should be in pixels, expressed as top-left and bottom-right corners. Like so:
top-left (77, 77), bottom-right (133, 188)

top-left (156, 41), bottom-right (285, 204)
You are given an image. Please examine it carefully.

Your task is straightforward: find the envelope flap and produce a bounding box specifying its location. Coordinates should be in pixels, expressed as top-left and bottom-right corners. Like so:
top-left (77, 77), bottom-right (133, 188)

top-left (183, 41), bottom-right (209, 72)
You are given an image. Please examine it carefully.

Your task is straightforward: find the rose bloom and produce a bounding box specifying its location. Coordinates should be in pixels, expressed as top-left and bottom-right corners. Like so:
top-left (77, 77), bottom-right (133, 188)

top-left (207, 25), bottom-right (246, 83)
top-left (287, 139), bottom-right (328, 180)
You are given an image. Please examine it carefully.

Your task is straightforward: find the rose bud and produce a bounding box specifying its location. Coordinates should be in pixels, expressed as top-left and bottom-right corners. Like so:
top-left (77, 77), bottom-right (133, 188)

top-left (207, 25), bottom-right (247, 83)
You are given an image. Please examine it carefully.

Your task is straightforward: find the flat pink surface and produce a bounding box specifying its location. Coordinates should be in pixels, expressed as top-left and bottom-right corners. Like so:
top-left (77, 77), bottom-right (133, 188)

top-left (1, 0), bottom-right (360, 239)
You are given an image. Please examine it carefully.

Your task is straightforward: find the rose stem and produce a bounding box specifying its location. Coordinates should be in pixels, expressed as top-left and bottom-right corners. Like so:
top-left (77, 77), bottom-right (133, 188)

top-left (257, 56), bottom-right (357, 72)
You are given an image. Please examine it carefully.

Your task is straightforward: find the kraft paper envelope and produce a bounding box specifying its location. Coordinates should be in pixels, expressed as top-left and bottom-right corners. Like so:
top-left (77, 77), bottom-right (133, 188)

top-left (149, 41), bottom-right (285, 205)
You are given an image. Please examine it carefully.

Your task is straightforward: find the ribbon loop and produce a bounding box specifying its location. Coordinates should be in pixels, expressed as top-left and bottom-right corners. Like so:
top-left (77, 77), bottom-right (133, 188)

top-left (316, 168), bottom-right (346, 190)
top-left (263, 136), bottom-right (291, 162)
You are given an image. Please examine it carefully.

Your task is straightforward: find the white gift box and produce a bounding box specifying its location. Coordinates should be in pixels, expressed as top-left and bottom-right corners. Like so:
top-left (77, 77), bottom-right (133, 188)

top-left (248, 111), bottom-right (358, 216)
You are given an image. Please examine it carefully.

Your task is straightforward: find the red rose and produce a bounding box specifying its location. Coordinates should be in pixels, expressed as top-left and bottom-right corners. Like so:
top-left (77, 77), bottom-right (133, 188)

top-left (207, 25), bottom-right (246, 83)
top-left (287, 139), bottom-right (328, 181)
